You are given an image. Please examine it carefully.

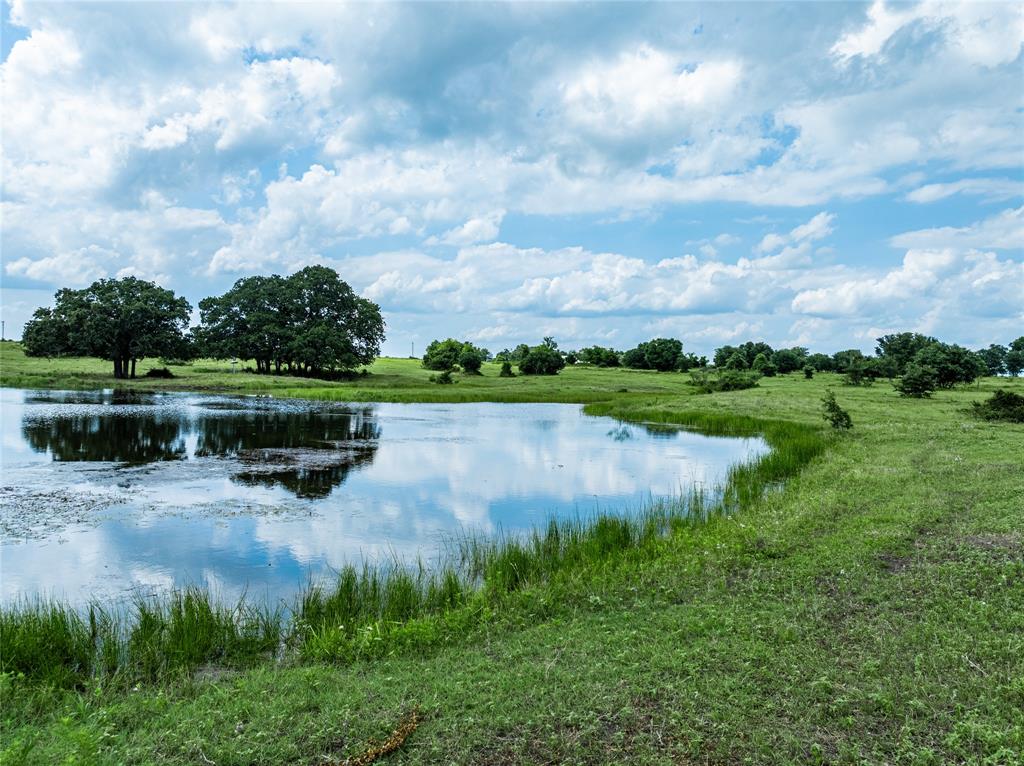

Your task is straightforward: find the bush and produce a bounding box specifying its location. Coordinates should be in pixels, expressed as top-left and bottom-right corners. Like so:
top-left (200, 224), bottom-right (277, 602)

top-left (518, 345), bottom-right (566, 375)
top-left (821, 390), bottom-right (852, 430)
top-left (458, 349), bottom-right (483, 374)
top-left (689, 369), bottom-right (760, 393)
top-left (895, 363), bottom-right (938, 398)
top-left (498, 361), bottom-right (515, 378)
top-left (971, 389), bottom-right (1024, 423)
top-left (803, 365), bottom-right (814, 379)
top-left (144, 367), bottom-right (174, 379)
top-left (428, 370), bottom-right (455, 384)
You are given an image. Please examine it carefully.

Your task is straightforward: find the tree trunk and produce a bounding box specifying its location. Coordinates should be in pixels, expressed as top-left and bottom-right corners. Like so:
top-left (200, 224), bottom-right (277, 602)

top-left (113, 358), bottom-right (123, 378)
top-left (130, 359), bottom-right (137, 379)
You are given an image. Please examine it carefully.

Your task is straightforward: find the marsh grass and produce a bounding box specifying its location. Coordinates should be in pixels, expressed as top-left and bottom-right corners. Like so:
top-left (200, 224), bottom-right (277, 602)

top-left (0, 407), bottom-right (823, 688)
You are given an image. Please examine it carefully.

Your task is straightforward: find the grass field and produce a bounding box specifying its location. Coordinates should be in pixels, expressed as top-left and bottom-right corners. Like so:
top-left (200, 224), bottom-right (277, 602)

top-left (1, 342), bottom-right (1022, 765)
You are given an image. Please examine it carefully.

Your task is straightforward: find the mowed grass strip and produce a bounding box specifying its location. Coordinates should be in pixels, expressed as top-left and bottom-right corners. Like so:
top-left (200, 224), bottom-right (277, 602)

top-left (1, 344), bottom-right (1022, 764)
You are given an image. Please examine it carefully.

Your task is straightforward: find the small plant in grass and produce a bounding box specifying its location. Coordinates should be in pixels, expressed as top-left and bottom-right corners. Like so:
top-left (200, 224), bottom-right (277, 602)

top-left (428, 370), bottom-right (455, 384)
top-left (895, 363), bottom-right (938, 398)
top-left (144, 367), bottom-right (174, 379)
top-left (821, 390), bottom-right (852, 430)
top-left (499, 361), bottom-right (515, 378)
top-left (971, 389), bottom-right (1024, 423)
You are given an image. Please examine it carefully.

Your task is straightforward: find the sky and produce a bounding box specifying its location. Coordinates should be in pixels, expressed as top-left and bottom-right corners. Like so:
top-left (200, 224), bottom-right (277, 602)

top-left (1, 1), bottom-right (1022, 357)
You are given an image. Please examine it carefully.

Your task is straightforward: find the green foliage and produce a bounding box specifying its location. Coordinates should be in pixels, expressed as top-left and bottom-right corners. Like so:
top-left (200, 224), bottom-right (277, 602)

top-left (912, 342), bottom-right (985, 388)
top-left (577, 346), bottom-right (620, 367)
top-left (976, 344), bottom-right (1007, 376)
top-left (751, 352), bottom-right (777, 377)
top-left (803, 365), bottom-right (814, 379)
top-left (771, 347), bottom-right (807, 374)
top-left (143, 367), bottom-right (174, 379)
top-left (875, 332), bottom-right (938, 376)
top-left (689, 369), bottom-right (761, 393)
top-left (895, 363), bottom-right (938, 398)
top-left (198, 267), bottom-right (384, 377)
top-left (820, 389), bottom-right (852, 430)
top-left (622, 338), bottom-right (683, 371)
top-left (22, 277), bottom-right (191, 379)
top-left (428, 370), bottom-right (455, 384)
top-left (806, 352), bottom-right (834, 372)
top-left (971, 389), bottom-right (1024, 422)
top-left (458, 348), bottom-right (484, 374)
top-left (518, 343), bottom-right (566, 375)
top-left (1005, 336), bottom-right (1024, 377)
top-left (498, 360), bottom-right (515, 378)
top-left (724, 351), bottom-right (748, 370)
top-left (422, 338), bottom-right (466, 371)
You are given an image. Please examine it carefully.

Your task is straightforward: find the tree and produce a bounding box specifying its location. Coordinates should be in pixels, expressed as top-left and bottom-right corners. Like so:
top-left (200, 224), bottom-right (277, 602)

top-left (499, 360), bottom-right (515, 377)
top-left (621, 344), bottom-right (650, 369)
top-left (976, 344), bottom-right (1007, 377)
top-left (713, 345), bottom-right (740, 368)
top-left (771, 348), bottom-right (805, 374)
top-left (832, 348), bottom-right (866, 373)
top-left (738, 341), bottom-right (774, 367)
top-left (642, 338), bottom-right (683, 371)
top-left (803, 365), bottom-right (814, 379)
top-left (198, 267), bottom-right (384, 376)
top-left (806, 353), bottom-right (834, 372)
top-left (912, 342), bottom-right (984, 388)
top-left (751, 352), bottom-right (777, 377)
top-left (895, 363), bottom-right (938, 398)
top-left (578, 346), bottom-right (620, 367)
top-left (23, 277), bottom-right (191, 379)
top-left (876, 332), bottom-right (938, 376)
top-left (676, 352), bottom-right (706, 372)
top-left (422, 339), bottom-right (467, 371)
top-left (725, 351), bottom-right (748, 370)
top-left (1006, 337), bottom-right (1024, 377)
top-left (518, 344), bottom-right (566, 375)
top-left (458, 347), bottom-right (484, 374)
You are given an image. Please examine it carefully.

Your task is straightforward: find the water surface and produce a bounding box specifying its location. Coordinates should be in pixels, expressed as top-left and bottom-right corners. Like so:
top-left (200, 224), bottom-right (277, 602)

top-left (0, 388), bottom-right (766, 607)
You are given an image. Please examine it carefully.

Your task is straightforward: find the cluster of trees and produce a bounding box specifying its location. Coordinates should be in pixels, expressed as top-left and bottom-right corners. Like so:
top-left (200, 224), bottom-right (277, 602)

top-left (22, 268), bottom-right (385, 379)
top-left (422, 339), bottom-right (490, 374)
top-left (22, 278), bottom-right (191, 379)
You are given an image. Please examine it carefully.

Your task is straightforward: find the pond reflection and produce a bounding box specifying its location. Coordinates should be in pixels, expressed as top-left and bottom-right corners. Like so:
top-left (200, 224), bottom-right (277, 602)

top-left (1, 389), bottom-right (768, 608)
top-left (18, 393), bottom-right (380, 496)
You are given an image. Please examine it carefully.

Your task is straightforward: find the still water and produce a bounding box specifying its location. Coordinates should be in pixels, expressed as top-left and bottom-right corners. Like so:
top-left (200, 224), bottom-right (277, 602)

top-left (0, 389), bottom-right (767, 607)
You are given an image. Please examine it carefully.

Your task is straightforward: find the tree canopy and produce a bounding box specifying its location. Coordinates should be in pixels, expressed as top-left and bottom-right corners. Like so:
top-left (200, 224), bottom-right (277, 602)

top-left (197, 266), bottom-right (384, 376)
top-left (22, 277), bottom-right (191, 378)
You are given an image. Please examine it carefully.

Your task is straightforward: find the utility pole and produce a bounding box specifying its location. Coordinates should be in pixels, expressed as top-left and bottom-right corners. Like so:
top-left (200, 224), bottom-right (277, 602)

top-left (1, 321), bottom-right (5, 341)
top-left (411, 341), bottom-right (414, 359)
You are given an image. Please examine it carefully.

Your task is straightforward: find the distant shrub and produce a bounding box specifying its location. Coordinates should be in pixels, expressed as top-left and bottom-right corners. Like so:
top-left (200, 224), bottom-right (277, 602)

top-left (428, 370), bottom-right (455, 384)
top-left (458, 349), bottom-right (483, 375)
top-left (518, 345), bottom-right (565, 375)
top-left (803, 365), bottom-right (814, 379)
top-left (689, 369), bottom-right (760, 394)
top-left (752, 353), bottom-right (777, 377)
top-left (821, 390), bottom-right (852, 430)
top-left (144, 367), bottom-right (174, 379)
top-left (895, 363), bottom-right (938, 398)
top-left (971, 389), bottom-right (1024, 423)
top-left (498, 361), bottom-right (515, 378)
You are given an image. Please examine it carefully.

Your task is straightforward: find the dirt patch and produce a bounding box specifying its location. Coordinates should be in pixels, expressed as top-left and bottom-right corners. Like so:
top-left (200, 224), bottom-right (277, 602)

top-left (878, 553), bottom-right (913, 573)
top-left (963, 533), bottom-right (1022, 552)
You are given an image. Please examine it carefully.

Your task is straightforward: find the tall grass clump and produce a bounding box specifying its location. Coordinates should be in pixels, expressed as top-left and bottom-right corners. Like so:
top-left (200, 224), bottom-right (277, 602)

top-left (0, 601), bottom-right (96, 687)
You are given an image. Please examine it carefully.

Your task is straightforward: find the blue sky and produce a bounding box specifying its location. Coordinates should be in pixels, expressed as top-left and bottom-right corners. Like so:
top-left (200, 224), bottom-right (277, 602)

top-left (1, 1), bottom-right (1021, 357)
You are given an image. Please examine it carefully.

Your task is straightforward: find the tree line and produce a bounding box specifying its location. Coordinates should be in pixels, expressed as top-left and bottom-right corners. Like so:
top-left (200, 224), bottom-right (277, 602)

top-left (21, 267), bottom-right (385, 379)
top-left (421, 332), bottom-right (1024, 394)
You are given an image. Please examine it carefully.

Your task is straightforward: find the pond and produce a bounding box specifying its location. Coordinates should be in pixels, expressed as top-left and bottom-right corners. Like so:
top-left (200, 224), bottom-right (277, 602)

top-left (0, 388), bottom-right (768, 608)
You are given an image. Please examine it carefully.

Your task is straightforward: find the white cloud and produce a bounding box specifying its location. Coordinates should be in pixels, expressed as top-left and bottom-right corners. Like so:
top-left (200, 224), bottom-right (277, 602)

top-left (756, 212), bottom-right (836, 254)
top-left (890, 206), bottom-right (1024, 250)
top-left (905, 177), bottom-right (1024, 204)
top-left (429, 210), bottom-right (505, 246)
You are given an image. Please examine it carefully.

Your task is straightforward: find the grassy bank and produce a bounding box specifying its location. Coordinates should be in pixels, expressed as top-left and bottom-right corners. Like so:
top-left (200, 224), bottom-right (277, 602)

top-left (1, 344), bottom-right (1022, 764)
